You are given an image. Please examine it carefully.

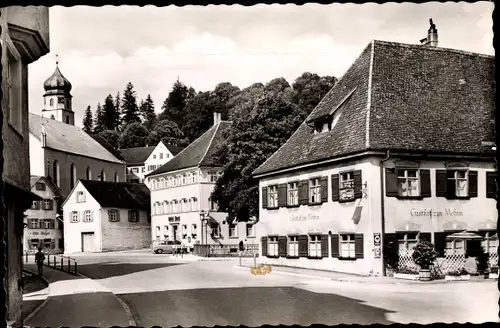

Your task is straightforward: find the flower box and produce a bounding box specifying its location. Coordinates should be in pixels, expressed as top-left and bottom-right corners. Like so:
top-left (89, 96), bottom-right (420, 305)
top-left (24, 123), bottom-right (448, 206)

top-left (489, 273), bottom-right (498, 279)
top-left (445, 274), bottom-right (470, 281)
top-left (394, 273), bottom-right (419, 280)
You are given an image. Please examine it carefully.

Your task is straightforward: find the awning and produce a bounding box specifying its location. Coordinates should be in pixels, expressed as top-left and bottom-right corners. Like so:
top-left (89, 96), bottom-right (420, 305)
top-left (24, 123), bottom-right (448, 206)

top-left (446, 231), bottom-right (484, 240)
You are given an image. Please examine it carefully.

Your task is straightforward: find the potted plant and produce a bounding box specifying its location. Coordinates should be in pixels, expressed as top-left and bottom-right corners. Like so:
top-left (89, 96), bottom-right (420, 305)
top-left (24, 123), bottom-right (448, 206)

top-left (383, 241), bottom-right (399, 277)
top-left (394, 265), bottom-right (419, 280)
top-left (412, 240), bottom-right (438, 281)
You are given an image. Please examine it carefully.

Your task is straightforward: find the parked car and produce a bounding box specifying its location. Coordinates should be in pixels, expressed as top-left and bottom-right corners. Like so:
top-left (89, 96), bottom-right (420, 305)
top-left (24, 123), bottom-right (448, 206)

top-left (152, 240), bottom-right (181, 254)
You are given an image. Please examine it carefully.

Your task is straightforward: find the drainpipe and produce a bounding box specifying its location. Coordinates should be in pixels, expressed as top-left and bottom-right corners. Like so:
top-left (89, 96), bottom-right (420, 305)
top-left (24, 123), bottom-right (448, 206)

top-left (379, 150), bottom-right (391, 277)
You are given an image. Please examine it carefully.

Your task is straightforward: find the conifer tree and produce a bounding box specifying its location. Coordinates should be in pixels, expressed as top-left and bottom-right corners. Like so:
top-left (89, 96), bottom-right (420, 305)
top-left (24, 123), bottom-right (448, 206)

top-left (114, 91), bottom-right (121, 131)
top-left (121, 82), bottom-right (141, 125)
top-left (82, 105), bottom-right (93, 134)
top-left (102, 94), bottom-right (117, 131)
top-left (93, 102), bottom-right (106, 134)
top-left (139, 94), bottom-right (157, 130)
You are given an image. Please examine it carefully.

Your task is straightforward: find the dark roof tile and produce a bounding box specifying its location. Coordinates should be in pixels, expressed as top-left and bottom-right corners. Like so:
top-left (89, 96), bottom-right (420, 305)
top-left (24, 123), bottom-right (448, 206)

top-left (80, 180), bottom-right (150, 210)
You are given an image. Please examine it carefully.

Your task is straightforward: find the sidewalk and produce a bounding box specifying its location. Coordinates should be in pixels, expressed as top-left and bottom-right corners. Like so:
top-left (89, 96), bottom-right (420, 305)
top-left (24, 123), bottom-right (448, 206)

top-left (170, 253), bottom-right (241, 262)
top-left (234, 264), bottom-right (496, 285)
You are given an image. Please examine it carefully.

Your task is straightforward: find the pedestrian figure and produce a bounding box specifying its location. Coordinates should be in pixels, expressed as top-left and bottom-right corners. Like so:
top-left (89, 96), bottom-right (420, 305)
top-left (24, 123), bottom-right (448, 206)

top-left (35, 247), bottom-right (45, 276)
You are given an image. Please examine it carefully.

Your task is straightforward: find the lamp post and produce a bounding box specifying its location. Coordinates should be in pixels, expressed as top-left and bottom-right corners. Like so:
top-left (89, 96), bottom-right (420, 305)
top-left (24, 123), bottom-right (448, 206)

top-left (199, 210), bottom-right (209, 257)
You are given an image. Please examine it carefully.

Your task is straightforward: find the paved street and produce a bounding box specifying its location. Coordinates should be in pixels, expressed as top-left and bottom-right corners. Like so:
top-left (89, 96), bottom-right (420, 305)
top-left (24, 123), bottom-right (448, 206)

top-left (23, 250), bottom-right (499, 326)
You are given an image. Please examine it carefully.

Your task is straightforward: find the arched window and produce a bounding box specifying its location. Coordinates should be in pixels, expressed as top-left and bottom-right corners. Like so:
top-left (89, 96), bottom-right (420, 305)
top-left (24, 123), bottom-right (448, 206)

top-left (86, 167), bottom-right (92, 180)
top-left (70, 163), bottom-right (76, 190)
top-left (50, 98), bottom-right (53, 106)
top-left (53, 160), bottom-right (60, 187)
top-left (114, 172), bottom-right (119, 182)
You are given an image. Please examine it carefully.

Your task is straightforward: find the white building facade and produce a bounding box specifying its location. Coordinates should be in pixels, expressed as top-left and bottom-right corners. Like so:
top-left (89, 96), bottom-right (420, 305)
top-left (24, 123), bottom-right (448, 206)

top-left (62, 180), bottom-right (151, 253)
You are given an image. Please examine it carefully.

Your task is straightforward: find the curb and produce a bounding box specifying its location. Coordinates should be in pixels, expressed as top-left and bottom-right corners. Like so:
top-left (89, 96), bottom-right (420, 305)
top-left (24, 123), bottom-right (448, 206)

top-left (75, 271), bottom-right (138, 326)
top-left (23, 269), bottom-right (51, 324)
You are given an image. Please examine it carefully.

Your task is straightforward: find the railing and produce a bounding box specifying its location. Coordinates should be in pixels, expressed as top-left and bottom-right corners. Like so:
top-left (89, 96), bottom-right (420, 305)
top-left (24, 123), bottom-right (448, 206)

top-left (193, 244), bottom-right (259, 258)
top-left (25, 251), bottom-right (78, 275)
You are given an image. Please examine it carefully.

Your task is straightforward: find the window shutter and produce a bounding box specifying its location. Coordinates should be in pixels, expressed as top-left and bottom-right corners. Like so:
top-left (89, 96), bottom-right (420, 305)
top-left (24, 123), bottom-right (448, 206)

top-left (419, 169), bottom-right (431, 198)
top-left (128, 210), bottom-right (132, 222)
top-left (435, 170), bottom-right (447, 197)
top-left (331, 234), bottom-right (339, 258)
top-left (298, 180), bottom-right (309, 205)
top-left (486, 172), bottom-right (497, 199)
top-left (354, 234), bottom-right (364, 259)
top-left (261, 187), bottom-right (268, 209)
top-left (298, 235), bottom-right (308, 257)
top-left (278, 236), bottom-right (287, 257)
top-left (353, 170), bottom-right (362, 199)
top-left (468, 170), bottom-right (478, 197)
top-left (48, 199), bottom-right (54, 210)
top-left (331, 174), bottom-right (340, 202)
top-left (419, 232), bottom-right (431, 242)
top-left (116, 210), bottom-right (121, 221)
top-left (278, 184), bottom-right (287, 207)
top-left (434, 232), bottom-right (446, 257)
top-left (35, 201), bottom-right (40, 210)
top-left (385, 169), bottom-right (398, 197)
top-left (321, 234), bottom-right (329, 258)
top-left (261, 237), bottom-right (268, 256)
top-left (320, 177), bottom-right (328, 203)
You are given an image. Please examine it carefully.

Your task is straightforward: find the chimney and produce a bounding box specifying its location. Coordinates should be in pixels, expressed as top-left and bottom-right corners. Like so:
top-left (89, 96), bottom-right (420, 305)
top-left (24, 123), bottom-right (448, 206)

top-left (213, 112), bottom-right (221, 126)
top-left (420, 18), bottom-right (438, 47)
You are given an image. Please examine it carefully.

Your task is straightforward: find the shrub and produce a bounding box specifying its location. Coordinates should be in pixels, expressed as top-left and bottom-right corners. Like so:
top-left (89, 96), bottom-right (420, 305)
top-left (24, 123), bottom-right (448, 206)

top-left (412, 240), bottom-right (438, 270)
top-left (384, 241), bottom-right (399, 270)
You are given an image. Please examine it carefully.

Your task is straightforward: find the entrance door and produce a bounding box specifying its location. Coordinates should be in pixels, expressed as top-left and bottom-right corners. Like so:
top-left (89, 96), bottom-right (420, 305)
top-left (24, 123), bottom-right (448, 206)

top-left (81, 232), bottom-right (96, 252)
top-left (173, 225), bottom-right (178, 241)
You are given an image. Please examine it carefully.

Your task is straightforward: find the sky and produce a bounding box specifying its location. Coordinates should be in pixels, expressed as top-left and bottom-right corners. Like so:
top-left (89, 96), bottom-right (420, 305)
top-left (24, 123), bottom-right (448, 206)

top-left (27, 2), bottom-right (494, 127)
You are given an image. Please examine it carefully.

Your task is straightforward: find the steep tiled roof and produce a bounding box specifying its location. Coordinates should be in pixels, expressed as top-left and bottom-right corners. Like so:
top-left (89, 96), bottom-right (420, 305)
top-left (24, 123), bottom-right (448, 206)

top-left (80, 180), bottom-right (150, 210)
top-left (165, 144), bottom-right (185, 156)
top-left (146, 121), bottom-right (232, 177)
top-left (253, 40), bottom-right (495, 177)
top-left (29, 113), bottom-right (123, 164)
top-left (119, 146), bottom-right (156, 166)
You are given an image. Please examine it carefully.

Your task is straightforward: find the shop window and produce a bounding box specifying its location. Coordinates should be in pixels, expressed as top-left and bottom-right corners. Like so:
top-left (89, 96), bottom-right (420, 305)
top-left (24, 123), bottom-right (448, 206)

top-left (246, 224), bottom-right (255, 238)
top-left (287, 182), bottom-right (299, 206)
top-left (340, 234), bottom-right (355, 258)
top-left (308, 235), bottom-right (321, 257)
top-left (71, 211), bottom-right (79, 223)
top-left (267, 185), bottom-right (278, 208)
top-left (83, 210), bottom-right (93, 222)
top-left (288, 236), bottom-right (299, 257)
top-left (446, 239), bottom-right (464, 250)
top-left (398, 232), bottom-right (419, 251)
top-left (43, 238), bottom-right (51, 249)
top-left (309, 178), bottom-right (321, 204)
top-left (267, 236), bottom-right (279, 257)
top-left (229, 224), bottom-right (238, 238)
top-left (340, 172), bottom-right (355, 201)
top-left (397, 169), bottom-right (420, 197)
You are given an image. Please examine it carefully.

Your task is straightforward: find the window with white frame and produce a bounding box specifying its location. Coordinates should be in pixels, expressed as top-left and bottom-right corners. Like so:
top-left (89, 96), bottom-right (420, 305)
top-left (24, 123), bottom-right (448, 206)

top-left (287, 182), bottom-right (298, 206)
top-left (155, 179), bottom-right (160, 189)
top-left (182, 224), bottom-right (188, 238)
top-left (160, 178), bottom-right (165, 188)
top-left (340, 234), bottom-right (355, 258)
top-left (209, 198), bottom-right (217, 211)
top-left (71, 211), bottom-right (79, 223)
top-left (397, 169), bottom-right (419, 197)
top-left (447, 170), bottom-right (469, 197)
top-left (188, 198), bottom-right (192, 211)
top-left (108, 209), bottom-right (119, 222)
top-left (187, 173), bottom-right (191, 184)
top-left (163, 225), bottom-right (169, 237)
top-left (192, 172), bottom-right (197, 183)
top-left (268, 185), bottom-right (278, 208)
top-left (164, 201), bottom-right (169, 213)
top-left (172, 200), bottom-right (178, 212)
top-left (309, 235), bottom-right (321, 257)
top-left (397, 233), bottom-right (418, 251)
top-left (159, 202), bottom-right (164, 215)
top-left (246, 224), bottom-right (255, 237)
top-left (211, 225), bottom-right (221, 238)
top-left (229, 224), bottom-right (238, 237)
top-left (83, 210), bottom-right (93, 222)
top-left (309, 178), bottom-right (321, 204)
top-left (192, 197), bottom-right (198, 211)
top-left (288, 236), bottom-right (299, 257)
top-left (268, 236), bottom-right (279, 256)
top-left (340, 172), bottom-right (355, 201)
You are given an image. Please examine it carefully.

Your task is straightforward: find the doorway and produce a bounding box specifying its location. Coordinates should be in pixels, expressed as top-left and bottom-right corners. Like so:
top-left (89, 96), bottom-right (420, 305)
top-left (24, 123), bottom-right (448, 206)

top-left (81, 232), bottom-right (96, 252)
top-left (173, 225), bottom-right (178, 241)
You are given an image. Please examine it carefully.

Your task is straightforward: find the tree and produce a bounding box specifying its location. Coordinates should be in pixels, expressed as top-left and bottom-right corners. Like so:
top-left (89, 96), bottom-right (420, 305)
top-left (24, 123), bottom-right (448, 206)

top-left (118, 122), bottom-right (150, 149)
top-left (182, 91), bottom-right (215, 143)
top-left (146, 119), bottom-right (189, 147)
top-left (102, 94), bottom-right (118, 131)
top-left (114, 91), bottom-right (122, 131)
top-left (93, 102), bottom-right (106, 134)
top-left (158, 79), bottom-right (190, 125)
top-left (97, 129), bottom-right (120, 149)
top-left (82, 105), bottom-right (93, 134)
top-left (139, 94), bottom-right (157, 131)
top-left (292, 72), bottom-right (337, 114)
top-left (211, 79), bottom-right (307, 223)
top-left (121, 82), bottom-right (141, 125)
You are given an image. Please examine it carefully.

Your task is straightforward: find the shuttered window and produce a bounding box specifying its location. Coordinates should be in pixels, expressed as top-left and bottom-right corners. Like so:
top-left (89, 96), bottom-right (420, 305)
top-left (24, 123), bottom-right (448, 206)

top-left (268, 185), bottom-right (278, 208)
top-left (437, 170), bottom-right (477, 199)
top-left (308, 235), bottom-right (322, 257)
top-left (288, 236), bottom-right (299, 257)
top-left (340, 234), bottom-right (355, 258)
top-left (309, 178), bottom-right (321, 204)
top-left (386, 169), bottom-right (431, 198)
top-left (268, 236), bottom-right (279, 257)
top-left (83, 210), bottom-right (93, 222)
top-left (287, 182), bottom-right (299, 206)
top-left (486, 172), bottom-right (497, 199)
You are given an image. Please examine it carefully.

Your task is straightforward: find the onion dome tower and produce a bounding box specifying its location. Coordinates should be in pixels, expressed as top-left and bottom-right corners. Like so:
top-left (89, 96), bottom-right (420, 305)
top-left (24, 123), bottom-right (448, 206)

top-left (41, 55), bottom-right (75, 125)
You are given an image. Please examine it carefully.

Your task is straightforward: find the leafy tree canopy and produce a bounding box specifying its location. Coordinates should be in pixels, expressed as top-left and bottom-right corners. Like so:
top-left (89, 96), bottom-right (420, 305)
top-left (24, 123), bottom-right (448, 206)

top-left (118, 122), bottom-right (149, 149)
top-left (146, 119), bottom-right (189, 148)
top-left (97, 129), bottom-right (120, 149)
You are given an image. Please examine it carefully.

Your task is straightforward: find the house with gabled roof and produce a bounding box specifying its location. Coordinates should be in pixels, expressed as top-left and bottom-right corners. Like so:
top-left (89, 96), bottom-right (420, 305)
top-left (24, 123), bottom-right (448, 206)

top-left (24, 176), bottom-right (65, 254)
top-left (119, 141), bottom-right (184, 183)
top-left (252, 21), bottom-right (496, 276)
top-left (145, 112), bottom-right (254, 254)
top-left (62, 180), bottom-right (151, 253)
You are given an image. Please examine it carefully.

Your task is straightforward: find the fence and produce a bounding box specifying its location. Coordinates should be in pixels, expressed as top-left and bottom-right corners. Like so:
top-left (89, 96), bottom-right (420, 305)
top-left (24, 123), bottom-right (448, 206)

top-left (193, 244), bottom-right (259, 258)
top-left (26, 251), bottom-right (78, 275)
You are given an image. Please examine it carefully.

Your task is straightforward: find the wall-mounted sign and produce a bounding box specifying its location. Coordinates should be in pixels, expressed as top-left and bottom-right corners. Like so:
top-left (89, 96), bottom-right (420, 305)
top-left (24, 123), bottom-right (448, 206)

top-left (290, 214), bottom-right (320, 222)
top-left (409, 208), bottom-right (463, 217)
top-left (29, 231), bottom-right (53, 237)
top-left (374, 247), bottom-right (381, 258)
top-left (373, 233), bottom-right (381, 246)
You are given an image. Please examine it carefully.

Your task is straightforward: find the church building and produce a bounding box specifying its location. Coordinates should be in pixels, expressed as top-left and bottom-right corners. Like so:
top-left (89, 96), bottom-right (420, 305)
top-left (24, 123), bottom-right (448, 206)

top-left (29, 62), bottom-right (126, 210)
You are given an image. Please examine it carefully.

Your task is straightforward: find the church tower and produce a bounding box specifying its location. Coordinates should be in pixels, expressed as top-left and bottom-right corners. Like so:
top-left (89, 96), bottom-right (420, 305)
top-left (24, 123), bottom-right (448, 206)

top-left (42, 58), bottom-right (74, 125)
